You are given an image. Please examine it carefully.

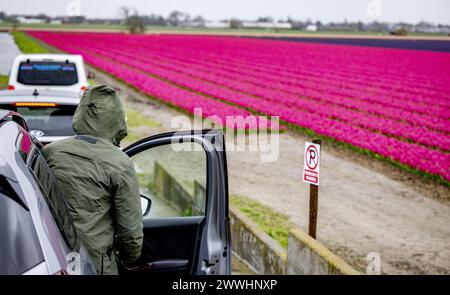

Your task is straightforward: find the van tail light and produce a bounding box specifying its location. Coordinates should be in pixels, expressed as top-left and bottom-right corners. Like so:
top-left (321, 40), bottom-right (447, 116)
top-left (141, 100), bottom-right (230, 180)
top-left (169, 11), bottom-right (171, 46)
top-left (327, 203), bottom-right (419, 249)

top-left (14, 102), bottom-right (58, 107)
top-left (81, 86), bottom-right (86, 91)
top-left (8, 85), bottom-right (15, 90)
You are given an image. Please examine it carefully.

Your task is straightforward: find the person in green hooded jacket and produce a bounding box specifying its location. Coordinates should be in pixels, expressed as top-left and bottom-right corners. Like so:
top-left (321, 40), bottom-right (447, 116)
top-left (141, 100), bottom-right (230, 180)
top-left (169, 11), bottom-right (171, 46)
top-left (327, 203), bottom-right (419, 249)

top-left (38, 85), bottom-right (143, 275)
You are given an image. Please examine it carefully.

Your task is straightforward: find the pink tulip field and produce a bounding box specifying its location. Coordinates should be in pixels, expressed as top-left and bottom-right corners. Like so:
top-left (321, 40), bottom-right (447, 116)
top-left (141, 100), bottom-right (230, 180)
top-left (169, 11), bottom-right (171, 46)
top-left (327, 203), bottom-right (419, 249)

top-left (27, 31), bottom-right (450, 182)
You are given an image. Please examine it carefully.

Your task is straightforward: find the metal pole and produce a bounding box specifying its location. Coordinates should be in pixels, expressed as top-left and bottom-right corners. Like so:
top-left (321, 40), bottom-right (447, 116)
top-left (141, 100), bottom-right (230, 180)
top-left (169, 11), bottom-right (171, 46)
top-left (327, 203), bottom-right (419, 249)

top-left (309, 138), bottom-right (321, 239)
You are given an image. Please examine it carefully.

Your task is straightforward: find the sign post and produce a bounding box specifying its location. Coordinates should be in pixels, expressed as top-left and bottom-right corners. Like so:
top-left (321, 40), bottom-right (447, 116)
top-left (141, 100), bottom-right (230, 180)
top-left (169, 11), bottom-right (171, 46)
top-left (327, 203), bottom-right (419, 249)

top-left (303, 139), bottom-right (321, 239)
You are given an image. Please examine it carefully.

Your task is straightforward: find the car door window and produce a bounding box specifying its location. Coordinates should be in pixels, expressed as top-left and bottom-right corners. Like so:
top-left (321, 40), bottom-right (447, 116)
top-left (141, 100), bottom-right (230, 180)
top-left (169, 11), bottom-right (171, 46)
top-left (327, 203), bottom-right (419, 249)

top-left (29, 148), bottom-right (80, 251)
top-left (132, 142), bottom-right (207, 218)
top-left (0, 177), bottom-right (45, 275)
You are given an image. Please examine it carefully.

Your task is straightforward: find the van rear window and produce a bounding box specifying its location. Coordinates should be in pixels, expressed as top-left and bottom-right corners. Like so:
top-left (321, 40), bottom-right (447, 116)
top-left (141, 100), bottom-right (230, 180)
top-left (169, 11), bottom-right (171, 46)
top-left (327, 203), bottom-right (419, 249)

top-left (17, 61), bottom-right (78, 86)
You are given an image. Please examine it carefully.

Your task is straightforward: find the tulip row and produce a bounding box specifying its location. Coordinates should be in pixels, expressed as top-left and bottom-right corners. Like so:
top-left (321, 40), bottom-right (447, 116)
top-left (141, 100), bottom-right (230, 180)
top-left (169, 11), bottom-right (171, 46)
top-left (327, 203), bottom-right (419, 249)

top-left (83, 45), bottom-right (450, 152)
top-left (38, 35), bottom-right (450, 138)
top-left (120, 39), bottom-right (450, 111)
top-left (58, 33), bottom-right (450, 114)
top-left (50, 35), bottom-right (449, 134)
top-left (107, 34), bottom-right (450, 102)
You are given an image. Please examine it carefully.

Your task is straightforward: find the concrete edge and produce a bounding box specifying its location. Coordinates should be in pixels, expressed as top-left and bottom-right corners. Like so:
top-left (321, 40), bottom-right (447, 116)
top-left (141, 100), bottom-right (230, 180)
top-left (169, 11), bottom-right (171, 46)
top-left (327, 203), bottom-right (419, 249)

top-left (289, 228), bottom-right (360, 275)
top-left (232, 252), bottom-right (259, 275)
top-left (229, 205), bottom-right (287, 261)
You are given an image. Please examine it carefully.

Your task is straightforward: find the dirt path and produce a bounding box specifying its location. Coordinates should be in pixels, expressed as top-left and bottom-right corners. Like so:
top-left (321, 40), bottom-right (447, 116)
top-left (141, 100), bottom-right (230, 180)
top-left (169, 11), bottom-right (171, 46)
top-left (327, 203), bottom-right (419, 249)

top-left (92, 67), bottom-right (450, 275)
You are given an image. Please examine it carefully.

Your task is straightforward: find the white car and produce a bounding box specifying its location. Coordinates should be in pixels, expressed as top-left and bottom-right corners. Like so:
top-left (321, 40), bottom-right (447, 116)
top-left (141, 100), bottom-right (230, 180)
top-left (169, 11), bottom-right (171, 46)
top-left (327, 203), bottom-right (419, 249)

top-left (8, 54), bottom-right (88, 93)
top-left (0, 89), bottom-right (80, 145)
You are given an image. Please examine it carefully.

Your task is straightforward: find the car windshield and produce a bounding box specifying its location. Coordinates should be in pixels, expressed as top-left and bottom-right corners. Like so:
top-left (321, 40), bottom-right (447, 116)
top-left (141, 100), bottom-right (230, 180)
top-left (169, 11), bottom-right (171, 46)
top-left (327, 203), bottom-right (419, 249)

top-left (17, 61), bottom-right (78, 86)
top-left (0, 104), bottom-right (77, 137)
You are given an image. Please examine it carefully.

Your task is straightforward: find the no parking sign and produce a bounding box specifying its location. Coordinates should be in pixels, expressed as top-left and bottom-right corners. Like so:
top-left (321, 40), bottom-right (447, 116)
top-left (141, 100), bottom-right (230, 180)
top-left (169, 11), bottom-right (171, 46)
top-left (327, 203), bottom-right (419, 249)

top-left (303, 142), bottom-right (321, 186)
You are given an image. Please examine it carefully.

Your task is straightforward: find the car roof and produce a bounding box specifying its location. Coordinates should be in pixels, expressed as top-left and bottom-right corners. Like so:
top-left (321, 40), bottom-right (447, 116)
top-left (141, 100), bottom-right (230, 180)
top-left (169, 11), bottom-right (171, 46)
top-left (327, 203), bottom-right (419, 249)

top-left (0, 89), bottom-right (81, 105)
top-left (0, 109), bottom-right (11, 121)
top-left (0, 109), bottom-right (28, 130)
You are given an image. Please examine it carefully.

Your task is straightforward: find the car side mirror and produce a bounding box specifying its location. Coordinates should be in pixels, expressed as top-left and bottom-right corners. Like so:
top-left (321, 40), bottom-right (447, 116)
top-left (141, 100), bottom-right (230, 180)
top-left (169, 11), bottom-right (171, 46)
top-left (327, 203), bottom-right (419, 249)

top-left (87, 71), bottom-right (95, 79)
top-left (140, 194), bottom-right (151, 216)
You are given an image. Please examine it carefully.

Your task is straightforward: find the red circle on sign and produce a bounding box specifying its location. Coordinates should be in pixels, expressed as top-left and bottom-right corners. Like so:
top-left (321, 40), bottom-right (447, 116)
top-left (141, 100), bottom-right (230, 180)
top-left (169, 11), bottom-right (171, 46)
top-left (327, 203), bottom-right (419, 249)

top-left (305, 145), bottom-right (319, 170)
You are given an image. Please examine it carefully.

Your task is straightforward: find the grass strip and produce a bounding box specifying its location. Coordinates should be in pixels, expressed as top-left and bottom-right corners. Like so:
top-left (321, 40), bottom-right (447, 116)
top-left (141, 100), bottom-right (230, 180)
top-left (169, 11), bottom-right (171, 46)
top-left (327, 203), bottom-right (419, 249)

top-left (230, 195), bottom-right (292, 248)
top-left (126, 108), bottom-right (161, 128)
top-left (11, 31), bottom-right (50, 53)
top-left (0, 75), bottom-right (9, 90)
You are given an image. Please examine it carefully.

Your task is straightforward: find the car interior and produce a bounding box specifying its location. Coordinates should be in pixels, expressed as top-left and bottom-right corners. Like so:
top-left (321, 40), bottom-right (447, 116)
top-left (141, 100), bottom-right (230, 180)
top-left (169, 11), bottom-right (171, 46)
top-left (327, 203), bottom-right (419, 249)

top-left (118, 216), bottom-right (205, 274)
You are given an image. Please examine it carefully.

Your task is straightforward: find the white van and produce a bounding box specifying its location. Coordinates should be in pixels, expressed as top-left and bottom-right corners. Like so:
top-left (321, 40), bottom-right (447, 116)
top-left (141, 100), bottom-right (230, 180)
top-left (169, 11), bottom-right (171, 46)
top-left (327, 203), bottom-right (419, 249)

top-left (8, 54), bottom-right (88, 92)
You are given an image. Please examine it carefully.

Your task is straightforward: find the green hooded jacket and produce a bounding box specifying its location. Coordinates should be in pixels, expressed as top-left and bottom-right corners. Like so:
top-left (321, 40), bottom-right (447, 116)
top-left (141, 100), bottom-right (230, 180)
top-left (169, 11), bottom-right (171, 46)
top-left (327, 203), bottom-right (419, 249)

top-left (40, 85), bottom-right (143, 275)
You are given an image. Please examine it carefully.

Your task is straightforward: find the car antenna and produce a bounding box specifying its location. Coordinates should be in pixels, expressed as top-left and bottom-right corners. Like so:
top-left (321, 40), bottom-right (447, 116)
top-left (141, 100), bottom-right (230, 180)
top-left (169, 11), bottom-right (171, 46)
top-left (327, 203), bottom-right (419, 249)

top-left (33, 89), bottom-right (39, 97)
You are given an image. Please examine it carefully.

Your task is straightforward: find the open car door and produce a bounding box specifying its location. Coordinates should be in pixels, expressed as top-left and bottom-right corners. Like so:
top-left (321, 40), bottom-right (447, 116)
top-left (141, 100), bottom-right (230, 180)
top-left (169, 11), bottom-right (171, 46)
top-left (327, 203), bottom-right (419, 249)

top-left (123, 130), bottom-right (231, 275)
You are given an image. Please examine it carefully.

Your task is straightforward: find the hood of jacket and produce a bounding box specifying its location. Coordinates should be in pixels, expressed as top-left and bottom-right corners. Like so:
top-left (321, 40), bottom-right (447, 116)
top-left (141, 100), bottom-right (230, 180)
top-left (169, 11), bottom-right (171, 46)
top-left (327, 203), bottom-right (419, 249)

top-left (72, 85), bottom-right (127, 146)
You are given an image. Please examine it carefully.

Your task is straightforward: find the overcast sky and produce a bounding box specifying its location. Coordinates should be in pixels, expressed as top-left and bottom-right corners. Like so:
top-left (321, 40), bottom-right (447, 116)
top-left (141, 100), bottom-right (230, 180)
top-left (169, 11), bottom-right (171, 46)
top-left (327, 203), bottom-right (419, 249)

top-left (1, 0), bottom-right (449, 24)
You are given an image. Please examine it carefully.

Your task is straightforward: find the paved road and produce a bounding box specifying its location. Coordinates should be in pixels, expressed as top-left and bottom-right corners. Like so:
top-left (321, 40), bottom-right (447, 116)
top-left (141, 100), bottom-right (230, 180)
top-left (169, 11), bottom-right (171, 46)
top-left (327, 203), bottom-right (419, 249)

top-left (0, 32), bottom-right (21, 75)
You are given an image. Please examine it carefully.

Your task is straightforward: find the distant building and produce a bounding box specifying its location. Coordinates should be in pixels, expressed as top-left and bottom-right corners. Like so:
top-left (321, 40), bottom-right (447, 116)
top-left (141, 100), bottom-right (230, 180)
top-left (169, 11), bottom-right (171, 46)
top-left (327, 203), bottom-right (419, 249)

top-left (17, 16), bottom-right (45, 24)
top-left (306, 24), bottom-right (318, 31)
top-left (274, 22), bottom-right (292, 29)
top-left (50, 20), bottom-right (62, 25)
top-left (61, 16), bottom-right (86, 24)
top-left (413, 22), bottom-right (449, 34)
top-left (204, 21), bottom-right (230, 29)
top-left (183, 21), bottom-right (204, 28)
top-left (241, 21), bottom-right (292, 29)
